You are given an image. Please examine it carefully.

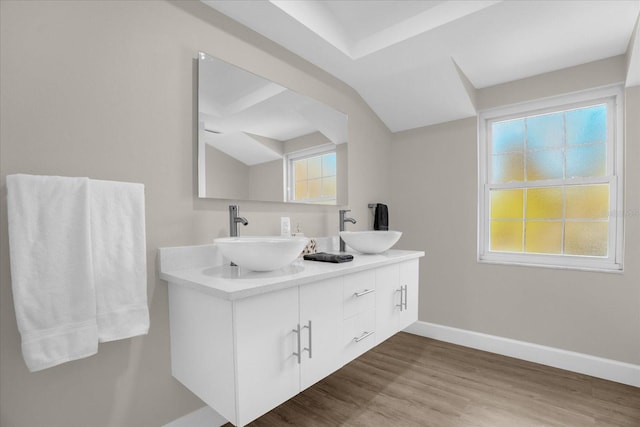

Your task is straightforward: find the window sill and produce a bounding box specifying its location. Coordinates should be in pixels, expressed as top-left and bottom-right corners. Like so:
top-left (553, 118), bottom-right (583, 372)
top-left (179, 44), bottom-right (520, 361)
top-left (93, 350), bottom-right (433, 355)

top-left (478, 254), bottom-right (623, 274)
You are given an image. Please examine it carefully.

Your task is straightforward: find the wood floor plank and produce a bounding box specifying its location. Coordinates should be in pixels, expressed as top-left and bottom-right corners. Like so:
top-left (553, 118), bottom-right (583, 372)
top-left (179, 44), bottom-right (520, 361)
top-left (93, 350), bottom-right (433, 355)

top-left (224, 332), bottom-right (640, 426)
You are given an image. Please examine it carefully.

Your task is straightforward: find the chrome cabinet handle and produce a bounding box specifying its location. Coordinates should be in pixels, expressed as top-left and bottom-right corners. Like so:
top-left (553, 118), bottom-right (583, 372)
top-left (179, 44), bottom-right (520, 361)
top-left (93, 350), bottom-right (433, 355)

top-left (396, 286), bottom-right (404, 311)
top-left (402, 285), bottom-right (407, 311)
top-left (354, 288), bottom-right (374, 297)
top-left (302, 320), bottom-right (312, 359)
top-left (292, 323), bottom-right (301, 364)
top-left (353, 330), bottom-right (374, 342)
top-left (396, 285), bottom-right (408, 311)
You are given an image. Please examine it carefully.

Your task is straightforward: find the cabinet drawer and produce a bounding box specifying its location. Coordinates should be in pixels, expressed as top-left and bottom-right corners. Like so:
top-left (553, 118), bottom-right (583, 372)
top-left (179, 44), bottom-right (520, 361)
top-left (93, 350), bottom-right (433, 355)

top-left (343, 269), bottom-right (376, 319)
top-left (342, 310), bottom-right (376, 364)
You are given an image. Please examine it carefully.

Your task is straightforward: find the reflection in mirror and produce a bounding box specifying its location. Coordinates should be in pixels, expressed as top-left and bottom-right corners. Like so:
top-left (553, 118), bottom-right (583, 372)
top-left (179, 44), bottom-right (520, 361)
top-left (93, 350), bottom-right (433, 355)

top-left (198, 52), bottom-right (348, 205)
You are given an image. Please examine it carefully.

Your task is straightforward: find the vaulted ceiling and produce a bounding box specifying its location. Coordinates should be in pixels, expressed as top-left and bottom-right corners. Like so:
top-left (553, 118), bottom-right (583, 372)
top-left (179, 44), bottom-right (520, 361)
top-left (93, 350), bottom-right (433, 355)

top-left (202, 0), bottom-right (640, 133)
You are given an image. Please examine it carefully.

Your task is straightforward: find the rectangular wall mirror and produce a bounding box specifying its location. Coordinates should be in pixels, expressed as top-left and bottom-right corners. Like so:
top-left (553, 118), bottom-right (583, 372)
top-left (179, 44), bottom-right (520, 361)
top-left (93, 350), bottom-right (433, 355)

top-left (198, 52), bottom-right (348, 205)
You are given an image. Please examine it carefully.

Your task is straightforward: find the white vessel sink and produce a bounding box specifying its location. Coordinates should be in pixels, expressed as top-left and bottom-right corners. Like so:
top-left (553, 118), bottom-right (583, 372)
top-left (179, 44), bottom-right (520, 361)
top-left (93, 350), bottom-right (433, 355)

top-left (214, 236), bottom-right (309, 271)
top-left (339, 230), bottom-right (402, 254)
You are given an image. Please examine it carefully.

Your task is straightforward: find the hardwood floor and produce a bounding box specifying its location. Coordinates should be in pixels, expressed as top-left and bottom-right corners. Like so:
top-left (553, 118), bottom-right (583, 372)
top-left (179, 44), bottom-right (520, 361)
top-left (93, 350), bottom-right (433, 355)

top-left (226, 332), bottom-right (640, 427)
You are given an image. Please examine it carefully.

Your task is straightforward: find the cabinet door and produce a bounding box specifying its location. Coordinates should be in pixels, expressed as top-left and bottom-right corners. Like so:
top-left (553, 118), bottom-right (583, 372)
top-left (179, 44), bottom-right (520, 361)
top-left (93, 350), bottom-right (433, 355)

top-left (398, 259), bottom-right (419, 330)
top-left (234, 286), bottom-right (300, 426)
top-left (375, 260), bottom-right (420, 344)
top-left (375, 263), bottom-right (401, 343)
top-left (299, 277), bottom-right (344, 390)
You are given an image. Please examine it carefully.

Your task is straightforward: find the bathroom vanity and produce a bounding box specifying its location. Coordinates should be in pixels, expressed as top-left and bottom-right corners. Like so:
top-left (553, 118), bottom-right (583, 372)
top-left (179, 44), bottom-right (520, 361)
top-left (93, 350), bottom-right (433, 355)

top-left (158, 244), bottom-right (424, 427)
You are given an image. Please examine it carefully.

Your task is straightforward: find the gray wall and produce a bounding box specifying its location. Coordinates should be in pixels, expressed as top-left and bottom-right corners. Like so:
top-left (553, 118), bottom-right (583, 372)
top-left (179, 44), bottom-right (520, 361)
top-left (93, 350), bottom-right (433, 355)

top-left (0, 1), bottom-right (391, 426)
top-left (391, 60), bottom-right (640, 365)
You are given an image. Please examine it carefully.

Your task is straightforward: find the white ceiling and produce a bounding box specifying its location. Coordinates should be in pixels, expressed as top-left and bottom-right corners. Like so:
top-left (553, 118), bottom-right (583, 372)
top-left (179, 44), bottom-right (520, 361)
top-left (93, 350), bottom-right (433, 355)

top-left (203, 0), bottom-right (640, 133)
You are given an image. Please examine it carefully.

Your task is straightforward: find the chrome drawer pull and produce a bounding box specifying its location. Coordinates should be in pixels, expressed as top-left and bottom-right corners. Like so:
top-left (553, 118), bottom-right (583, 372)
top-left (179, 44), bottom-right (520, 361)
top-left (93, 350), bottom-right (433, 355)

top-left (354, 289), bottom-right (374, 297)
top-left (353, 330), bottom-right (374, 342)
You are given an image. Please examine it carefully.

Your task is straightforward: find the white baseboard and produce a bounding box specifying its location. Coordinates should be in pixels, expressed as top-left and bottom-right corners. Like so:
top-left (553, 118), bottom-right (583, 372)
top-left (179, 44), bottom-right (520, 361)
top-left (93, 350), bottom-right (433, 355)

top-left (404, 321), bottom-right (640, 388)
top-left (163, 406), bottom-right (227, 427)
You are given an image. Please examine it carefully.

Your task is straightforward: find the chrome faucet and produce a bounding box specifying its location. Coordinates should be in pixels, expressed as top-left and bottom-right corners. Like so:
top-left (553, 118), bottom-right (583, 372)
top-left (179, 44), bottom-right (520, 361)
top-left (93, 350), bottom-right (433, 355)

top-left (229, 205), bottom-right (248, 237)
top-left (339, 209), bottom-right (357, 252)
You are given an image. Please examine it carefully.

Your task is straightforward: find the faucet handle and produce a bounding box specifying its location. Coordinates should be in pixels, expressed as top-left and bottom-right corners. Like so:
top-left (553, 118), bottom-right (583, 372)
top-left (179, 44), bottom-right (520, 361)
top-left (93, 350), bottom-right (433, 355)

top-left (339, 209), bottom-right (351, 213)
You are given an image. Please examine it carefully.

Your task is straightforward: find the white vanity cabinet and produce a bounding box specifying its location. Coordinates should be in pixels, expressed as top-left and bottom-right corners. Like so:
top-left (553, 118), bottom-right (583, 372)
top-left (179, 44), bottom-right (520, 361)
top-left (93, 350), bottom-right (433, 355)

top-left (160, 246), bottom-right (424, 427)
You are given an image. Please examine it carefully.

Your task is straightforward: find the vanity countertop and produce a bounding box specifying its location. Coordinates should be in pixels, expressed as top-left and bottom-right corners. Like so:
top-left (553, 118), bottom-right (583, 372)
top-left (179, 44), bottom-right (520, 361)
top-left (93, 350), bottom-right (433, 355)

top-left (158, 244), bottom-right (424, 301)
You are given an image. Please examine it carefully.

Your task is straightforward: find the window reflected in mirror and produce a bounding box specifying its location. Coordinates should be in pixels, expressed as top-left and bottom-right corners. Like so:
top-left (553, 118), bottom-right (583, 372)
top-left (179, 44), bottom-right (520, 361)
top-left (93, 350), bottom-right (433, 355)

top-left (287, 145), bottom-right (339, 204)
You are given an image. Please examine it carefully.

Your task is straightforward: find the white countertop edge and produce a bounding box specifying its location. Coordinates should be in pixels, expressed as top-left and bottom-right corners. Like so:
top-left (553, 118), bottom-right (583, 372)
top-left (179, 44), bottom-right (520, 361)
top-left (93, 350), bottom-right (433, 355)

top-left (159, 249), bottom-right (425, 301)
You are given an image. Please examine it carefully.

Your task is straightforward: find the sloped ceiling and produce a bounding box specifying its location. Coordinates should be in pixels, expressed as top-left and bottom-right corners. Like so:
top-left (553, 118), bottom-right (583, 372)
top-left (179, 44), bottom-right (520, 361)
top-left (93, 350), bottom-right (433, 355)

top-left (202, 0), bottom-right (640, 133)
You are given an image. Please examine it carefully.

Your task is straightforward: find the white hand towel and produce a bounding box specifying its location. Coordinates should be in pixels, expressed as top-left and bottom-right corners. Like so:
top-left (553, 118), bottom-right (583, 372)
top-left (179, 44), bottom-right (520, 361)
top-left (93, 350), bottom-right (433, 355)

top-left (89, 179), bottom-right (149, 342)
top-left (7, 174), bottom-right (150, 372)
top-left (7, 174), bottom-right (99, 372)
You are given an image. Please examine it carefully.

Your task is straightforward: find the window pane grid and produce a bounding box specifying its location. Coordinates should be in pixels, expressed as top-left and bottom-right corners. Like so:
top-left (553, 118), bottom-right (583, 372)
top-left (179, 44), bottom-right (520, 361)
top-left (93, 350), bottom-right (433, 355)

top-left (291, 151), bottom-right (337, 203)
top-left (490, 104), bottom-right (607, 185)
top-left (489, 103), bottom-right (612, 257)
top-left (489, 184), bottom-right (610, 257)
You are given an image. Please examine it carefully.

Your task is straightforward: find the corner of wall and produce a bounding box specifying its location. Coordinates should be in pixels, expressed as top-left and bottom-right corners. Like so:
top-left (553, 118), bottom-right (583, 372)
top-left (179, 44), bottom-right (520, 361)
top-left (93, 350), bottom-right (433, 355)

top-left (451, 58), bottom-right (478, 112)
top-left (625, 14), bottom-right (640, 87)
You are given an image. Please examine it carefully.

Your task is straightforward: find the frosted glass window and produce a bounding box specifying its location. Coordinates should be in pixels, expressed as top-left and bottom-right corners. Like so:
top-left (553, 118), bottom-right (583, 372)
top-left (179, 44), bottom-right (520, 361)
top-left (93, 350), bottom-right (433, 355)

top-left (492, 119), bottom-right (524, 153)
top-left (308, 178), bottom-right (321, 198)
top-left (489, 185), bottom-right (609, 256)
top-left (487, 104), bottom-right (612, 256)
top-left (527, 149), bottom-right (563, 181)
top-left (295, 180), bottom-right (307, 200)
top-left (295, 160), bottom-right (307, 180)
top-left (564, 222), bottom-right (608, 256)
top-left (492, 153), bottom-right (524, 183)
top-left (566, 144), bottom-right (606, 177)
top-left (565, 185), bottom-right (609, 219)
top-left (526, 187), bottom-right (563, 219)
top-left (307, 157), bottom-right (322, 179)
top-left (490, 104), bottom-right (608, 183)
top-left (566, 105), bottom-right (606, 145)
top-left (322, 153), bottom-right (337, 176)
top-left (525, 221), bottom-right (563, 254)
top-left (491, 189), bottom-right (523, 219)
top-left (479, 87), bottom-right (622, 270)
top-left (290, 150), bottom-right (337, 203)
top-left (491, 221), bottom-right (523, 252)
top-left (527, 112), bottom-right (564, 149)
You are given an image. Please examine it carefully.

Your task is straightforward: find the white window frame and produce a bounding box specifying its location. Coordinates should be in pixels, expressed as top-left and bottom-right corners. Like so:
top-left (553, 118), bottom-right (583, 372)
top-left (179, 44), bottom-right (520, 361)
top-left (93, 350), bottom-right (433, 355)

top-left (477, 85), bottom-right (624, 272)
top-left (285, 144), bottom-right (337, 204)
